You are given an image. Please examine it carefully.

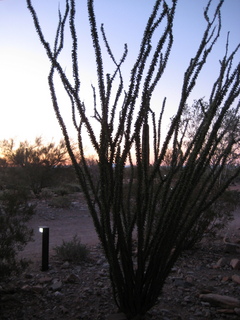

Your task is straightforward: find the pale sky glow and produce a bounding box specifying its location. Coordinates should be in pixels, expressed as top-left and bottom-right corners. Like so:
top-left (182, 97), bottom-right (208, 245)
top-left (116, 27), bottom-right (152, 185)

top-left (0, 0), bottom-right (239, 147)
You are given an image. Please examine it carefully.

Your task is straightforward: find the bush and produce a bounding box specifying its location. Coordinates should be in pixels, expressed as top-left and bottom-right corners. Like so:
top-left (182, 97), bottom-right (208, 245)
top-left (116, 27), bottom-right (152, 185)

top-left (0, 189), bottom-right (35, 279)
top-left (48, 195), bottom-right (72, 208)
top-left (181, 189), bottom-right (240, 249)
top-left (53, 186), bottom-right (70, 196)
top-left (64, 183), bottom-right (81, 193)
top-left (53, 184), bottom-right (81, 196)
top-left (54, 235), bottom-right (89, 264)
top-left (39, 187), bottom-right (55, 199)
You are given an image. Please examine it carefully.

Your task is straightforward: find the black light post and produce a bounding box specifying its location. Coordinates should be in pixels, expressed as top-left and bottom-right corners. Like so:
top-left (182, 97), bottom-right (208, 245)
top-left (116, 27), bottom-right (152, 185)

top-left (39, 226), bottom-right (49, 271)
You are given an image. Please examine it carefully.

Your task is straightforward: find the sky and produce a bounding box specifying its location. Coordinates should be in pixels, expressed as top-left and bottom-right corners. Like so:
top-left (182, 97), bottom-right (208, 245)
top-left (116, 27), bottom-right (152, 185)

top-left (0, 0), bottom-right (239, 148)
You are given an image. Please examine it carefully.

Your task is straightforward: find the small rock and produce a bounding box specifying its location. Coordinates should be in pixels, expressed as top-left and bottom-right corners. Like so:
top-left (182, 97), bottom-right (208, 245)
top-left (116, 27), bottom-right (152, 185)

top-left (216, 257), bottom-right (229, 268)
top-left (230, 258), bottom-right (240, 270)
top-left (185, 276), bottom-right (194, 283)
top-left (201, 301), bottom-right (210, 307)
top-left (199, 293), bottom-right (240, 309)
top-left (21, 284), bottom-right (31, 291)
top-left (39, 276), bottom-right (52, 284)
top-left (61, 261), bottom-right (70, 269)
top-left (51, 281), bottom-right (62, 291)
top-left (172, 277), bottom-right (185, 287)
top-left (221, 276), bottom-right (230, 282)
top-left (97, 281), bottom-right (104, 287)
top-left (232, 274), bottom-right (240, 285)
top-left (60, 305), bottom-right (69, 314)
top-left (96, 258), bottom-right (104, 265)
top-left (183, 295), bottom-right (192, 303)
top-left (21, 284), bottom-right (43, 293)
top-left (65, 273), bottom-right (79, 283)
top-left (194, 310), bottom-right (205, 317)
top-left (31, 285), bottom-right (44, 293)
top-left (217, 308), bottom-right (235, 314)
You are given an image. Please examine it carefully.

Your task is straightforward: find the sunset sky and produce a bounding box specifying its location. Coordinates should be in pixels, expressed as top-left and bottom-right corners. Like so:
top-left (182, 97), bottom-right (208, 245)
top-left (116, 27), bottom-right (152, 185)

top-left (0, 0), bottom-right (239, 147)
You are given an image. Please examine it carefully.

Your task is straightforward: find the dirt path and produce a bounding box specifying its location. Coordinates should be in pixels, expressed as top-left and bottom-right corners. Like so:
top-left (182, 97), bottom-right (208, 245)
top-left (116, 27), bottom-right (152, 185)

top-left (19, 194), bottom-right (99, 264)
top-left (19, 192), bottom-right (240, 266)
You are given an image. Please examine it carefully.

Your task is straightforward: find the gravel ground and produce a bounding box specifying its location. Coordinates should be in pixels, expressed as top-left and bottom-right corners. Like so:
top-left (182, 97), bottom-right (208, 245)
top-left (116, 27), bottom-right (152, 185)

top-left (1, 191), bottom-right (240, 320)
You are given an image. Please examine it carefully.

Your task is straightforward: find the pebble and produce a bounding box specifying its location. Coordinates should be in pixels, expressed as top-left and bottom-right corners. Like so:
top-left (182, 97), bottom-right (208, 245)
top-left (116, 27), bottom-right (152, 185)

top-left (1, 242), bottom-right (240, 319)
top-left (39, 276), bottom-right (52, 283)
top-left (232, 274), bottom-right (240, 285)
top-left (230, 258), bottom-right (240, 270)
top-left (61, 261), bottom-right (70, 269)
top-left (51, 280), bottom-right (63, 291)
top-left (64, 273), bottom-right (80, 283)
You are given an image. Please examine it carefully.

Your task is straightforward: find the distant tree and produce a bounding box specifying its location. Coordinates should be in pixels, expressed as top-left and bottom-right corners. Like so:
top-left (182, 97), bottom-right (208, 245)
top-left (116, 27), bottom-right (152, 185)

top-left (0, 137), bottom-right (69, 194)
top-left (27, 0), bottom-right (240, 319)
top-left (169, 99), bottom-right (240, 248)
top-left (178, 99), bottom-right (240, 170)
top-left (0, 137), bottom-right (68, 167)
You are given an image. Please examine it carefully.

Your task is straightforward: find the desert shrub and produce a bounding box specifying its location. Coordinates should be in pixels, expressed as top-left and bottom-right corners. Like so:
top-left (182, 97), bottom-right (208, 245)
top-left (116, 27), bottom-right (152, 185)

top-left (53, 183), bottom-right (81, 195)
top-left (181, 190), bottom-right (240, 249)
top-left (49, 166), bottom-right (78, 187)
top-left (0, 189), bottom-right (35, 279)
top-left (48, 195), bottom-right (72, 208)
top-left (64, 183), bottom-right (81, 193)
top-left (39, 187), bottom-right (55, 199)
top-left (53, 186), bottom-right (70, 196)
top-left (207, 190), bottom-right (239, 233)
top-left (54, 235), bottom-right (89, 264)
top-left (1, 167), bottom-right (29, 191)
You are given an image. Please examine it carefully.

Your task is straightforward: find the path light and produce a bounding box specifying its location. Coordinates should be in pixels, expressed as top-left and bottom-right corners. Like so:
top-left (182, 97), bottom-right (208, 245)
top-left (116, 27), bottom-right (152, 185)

top-left (39, 226), bottom-right (49, 271)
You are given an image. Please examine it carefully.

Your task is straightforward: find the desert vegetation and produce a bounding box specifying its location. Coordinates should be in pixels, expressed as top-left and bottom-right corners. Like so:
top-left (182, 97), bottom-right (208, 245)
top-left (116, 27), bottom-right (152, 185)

top-left (0, 137), bottom-right (77, 194)
top-left (0, 137), bottom-right (79, 278)
top-left (54, 235), bottom-right (90, 264)
top-left (2, 0), bottom-right (238, 319)
top-left (0, 188), bottom-right (35, 279)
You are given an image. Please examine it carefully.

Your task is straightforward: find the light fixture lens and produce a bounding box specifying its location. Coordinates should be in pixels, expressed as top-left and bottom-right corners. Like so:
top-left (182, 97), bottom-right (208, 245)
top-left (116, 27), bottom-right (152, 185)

top-left (39, 227), bottom-right (43, 233)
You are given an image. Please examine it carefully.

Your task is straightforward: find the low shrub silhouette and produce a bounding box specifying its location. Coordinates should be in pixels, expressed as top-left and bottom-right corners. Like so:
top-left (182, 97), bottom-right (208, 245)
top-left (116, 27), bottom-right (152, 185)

top-left (181, 189), bottom-right (239, 249)
top-left (48, 194), bottom-right (72, 208)
top-left (54, 236), bottom-right (89, 264)
top-left (0, 189), bottom-right (35, 278)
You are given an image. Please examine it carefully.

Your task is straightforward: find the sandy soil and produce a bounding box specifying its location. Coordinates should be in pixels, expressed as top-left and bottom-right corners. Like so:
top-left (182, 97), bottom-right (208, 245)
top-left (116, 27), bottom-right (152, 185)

top-left (19, 191), bottom-right (240, 265)
top-left (19, 193), bottom-right (99, 264)
top-left (7, 188), bottom-right (239, 320)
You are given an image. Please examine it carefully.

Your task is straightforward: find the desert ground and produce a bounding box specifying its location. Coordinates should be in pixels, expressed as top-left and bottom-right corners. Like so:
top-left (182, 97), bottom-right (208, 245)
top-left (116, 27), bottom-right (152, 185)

top-left (20, 189), bottom-right (240, 265)
top-left (2, 187), bottom-right (239, 320)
